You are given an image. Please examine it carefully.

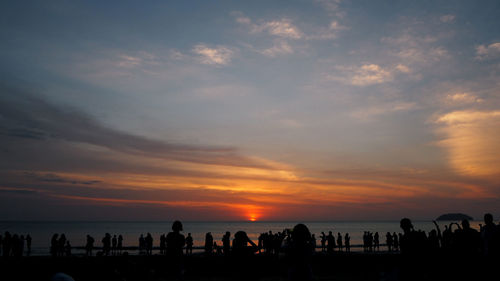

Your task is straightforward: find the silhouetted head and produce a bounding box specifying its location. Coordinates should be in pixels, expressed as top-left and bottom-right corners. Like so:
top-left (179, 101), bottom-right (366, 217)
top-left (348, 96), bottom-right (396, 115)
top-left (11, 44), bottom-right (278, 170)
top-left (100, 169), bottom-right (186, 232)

top-left (234, 231), bottom-right (248, 241)
top-left (400, 218), bottom-right (413, 233)
top-left (292, 223), bottom-right (311, 245)
top-left (484, 213), bottom-right (494, 225)
top-left (461, 219), bottom-right (470, 229)
top-left (172, 220), bottom-right (183, 232)
top-left (329, 231), bottom-right (332, 235)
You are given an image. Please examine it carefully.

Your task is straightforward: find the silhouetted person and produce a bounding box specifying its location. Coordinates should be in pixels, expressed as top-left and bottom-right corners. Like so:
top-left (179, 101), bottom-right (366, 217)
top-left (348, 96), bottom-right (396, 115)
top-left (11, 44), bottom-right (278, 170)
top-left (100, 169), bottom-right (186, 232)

top-left (222, 231), bottom-right (231, 255)
top-left (117, 234), bottom-right (123, 255)
top-left (160, 234), bottom-right (166, 255)
top-left (50, 233), bottom-right (59, 257)
top-left (287, 224), bottom-right (314, 281)
top-left (166, 220), bottom-right (186, 280)
top-left (139, 234), bottom-right (145, 255)
top-left (26, 234), bottom-right (32, 256)
top-left (326, 231), bottom-right (335, 253)
top-left (399, 218), bottom-right (427, 281)
top-left (185, 233), bottom-right (193, 255)
top-left (481, 213), bottom-right (499, 256)
top-left (454, 219), bottom-right (481, 255)
top-left (112, 235), bottom-right (117, 255)
top-left (442, 224), bottom-right (452, 250)
top-left (399, 218), bottom-right (425, 255)
top-left (386, 232), bottom-right (393, 252)
top-left (102, 233), bottom-right (111, 256)
top-left (58, 234), bottom-right (67, 257)
top-left (145, 233), bottom-right (153, 255)
top-left (205, 232), bottom-right (214, 255)
top-left (374, 232), bottom-right (380, 251)
top-left (336, 232), bottom-right (343, 252)
top-left (232, 231), bottom-right (258, 257)
top-left (231, 231), bottom-right (258, 280)
top-left (85, 235), bottom-right (94, 256)
top-left (344, 233), bottom-right (350, 252)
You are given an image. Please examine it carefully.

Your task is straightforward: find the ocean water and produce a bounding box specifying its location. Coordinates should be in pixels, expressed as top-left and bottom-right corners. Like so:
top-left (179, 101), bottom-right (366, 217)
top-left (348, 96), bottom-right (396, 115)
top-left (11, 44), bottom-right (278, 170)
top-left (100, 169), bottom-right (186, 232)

top-left (0, 220), bottom-right (482, 256)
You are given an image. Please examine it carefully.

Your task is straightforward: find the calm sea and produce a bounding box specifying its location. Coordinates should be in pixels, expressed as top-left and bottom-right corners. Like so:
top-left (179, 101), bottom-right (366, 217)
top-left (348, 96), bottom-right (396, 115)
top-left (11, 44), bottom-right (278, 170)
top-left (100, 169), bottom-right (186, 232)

top-left (0, 220), bottom-right (482, 256)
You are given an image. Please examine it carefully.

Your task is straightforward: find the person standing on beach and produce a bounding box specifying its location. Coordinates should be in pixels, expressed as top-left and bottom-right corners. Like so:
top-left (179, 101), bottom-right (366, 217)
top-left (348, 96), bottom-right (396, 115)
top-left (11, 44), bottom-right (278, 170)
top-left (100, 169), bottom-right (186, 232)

top-left (344, 233), bottom-right (350, 252)
top-left (185, 233), bottom-right (193, 255)
top-left (386, 232), bottom-right (393, 252)
top-left (166, 221), bottom-right (186, 280)
top-left (117, 235), bottom-right (123, 255)
top-left (327, 231), bottom-right (335, 253)
top-left (337, 233), bottom-right (343, 252)
top-left (145, 233), bottom-right (153, 255)
top-left (50, 233), bottom-right (58, 257)
top-left (222, 231), bottom-right (231, 256)
top-left (205, 232), bottom-right (213, 255)
top-left (374, 232), bottom-right (380, 251)
top-left (286, 224), bottom-right (314, 281)
top-left (85, 235), bottom-right (94, 256)
top-left (112, 235), bottom-right (117, 255)
top-left (166, 221), bottom-right (186, 256)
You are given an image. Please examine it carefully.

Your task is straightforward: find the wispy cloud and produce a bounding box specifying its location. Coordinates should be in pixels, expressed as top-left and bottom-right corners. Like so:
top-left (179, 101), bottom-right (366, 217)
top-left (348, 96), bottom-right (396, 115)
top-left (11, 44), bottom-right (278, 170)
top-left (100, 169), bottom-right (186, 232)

top-left (381, 32), bottom-right (449, 66)
top-left (351, 102), bottom-right (418, 121)
top-left (476, 42), bottom-right (500, 60)
top-left (259, 40), bottom-right (294, 57)
top-left (315, 0), bottom-right (344, 17)
top-left (435, 110), bottom-right (500, 176)
top-left (444, 92), bottom-right (483, 105)
top-left (192, 44), bottom-right (234, 65)
top-left (328, 63), bottom-right (405, 86)
top-left (256, 19), bottom-right (303, 39)
top-left (440, 14), bottom-right (456, 23)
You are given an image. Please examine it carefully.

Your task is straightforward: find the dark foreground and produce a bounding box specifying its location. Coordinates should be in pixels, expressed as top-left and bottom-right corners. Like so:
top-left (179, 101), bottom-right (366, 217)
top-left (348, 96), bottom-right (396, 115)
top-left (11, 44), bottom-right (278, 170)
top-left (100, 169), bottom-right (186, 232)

top-left (0, 252), bottom-right (494, 281)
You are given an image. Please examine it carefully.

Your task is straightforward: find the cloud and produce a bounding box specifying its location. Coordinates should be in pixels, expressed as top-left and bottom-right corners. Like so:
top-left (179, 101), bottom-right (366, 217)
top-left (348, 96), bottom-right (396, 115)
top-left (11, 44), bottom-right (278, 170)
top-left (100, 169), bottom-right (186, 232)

top-left (444, 92), bottom-right (483, 105)
top-left (257, 19), bottom-right (303, 39)
top-left (381, 32), bottom-right (449, 67)
top-left (0, 84), bottom-right (276, 170)
top-left (234, 13), bottom-right (302, 39)
top-left (315, 0), bottom-right (344, 17)
top-left (114, 51), bottom-right (160, 69)
top-left (350, 102), bottom-right (418, 120)
top-left (329, 64), bottom-right (395, 86)
top-left (259, 40), bottom-right (294, 57)
top-left (440, 14), bottom-right (456, 23)
top-left (476, 42), bottom-right (500, 60)
top-left (435, 110), bottom-right (500, 176)
top-left (305, 20), bottom-right (348, 40)
top-left (236, 12), bottom-right (345, 41)
top-left (350, 64), bottom-right (393, 85)
top-left (192, 44), bottom-right (234, 65)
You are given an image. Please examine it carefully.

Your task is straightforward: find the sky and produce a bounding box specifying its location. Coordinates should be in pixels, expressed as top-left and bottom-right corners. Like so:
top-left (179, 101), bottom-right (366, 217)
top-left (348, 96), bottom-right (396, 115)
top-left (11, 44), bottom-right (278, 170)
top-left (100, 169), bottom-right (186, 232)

top-left (1, 0), bottom-right (500, 221)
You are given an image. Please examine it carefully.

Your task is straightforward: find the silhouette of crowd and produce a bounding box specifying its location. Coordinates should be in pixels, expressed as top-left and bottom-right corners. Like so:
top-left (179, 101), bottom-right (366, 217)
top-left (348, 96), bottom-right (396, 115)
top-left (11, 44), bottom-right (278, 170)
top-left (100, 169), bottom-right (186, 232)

top-left (395, 214), bottom-right (500, 257)
top-left (1, 232), bottom-right (31, 257)
top-left (50, 233), bottom-right (71, 257)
